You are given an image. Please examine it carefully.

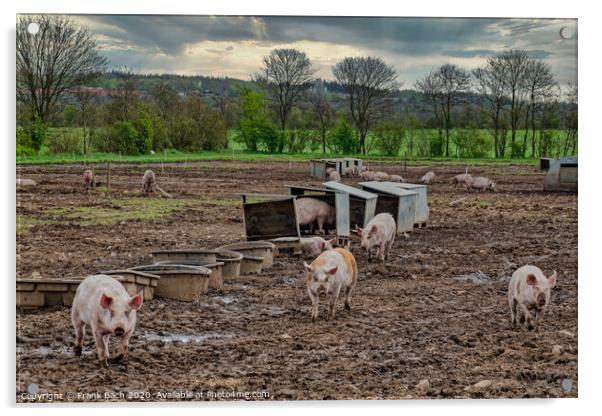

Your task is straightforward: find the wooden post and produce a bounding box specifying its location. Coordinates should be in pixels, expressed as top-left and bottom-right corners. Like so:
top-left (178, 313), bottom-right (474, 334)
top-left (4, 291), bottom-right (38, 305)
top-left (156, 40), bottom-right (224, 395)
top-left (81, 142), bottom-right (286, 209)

top-left (106, 161), bottom-right (111, 193)
top-left (404, 152), bottom-right (407, 172)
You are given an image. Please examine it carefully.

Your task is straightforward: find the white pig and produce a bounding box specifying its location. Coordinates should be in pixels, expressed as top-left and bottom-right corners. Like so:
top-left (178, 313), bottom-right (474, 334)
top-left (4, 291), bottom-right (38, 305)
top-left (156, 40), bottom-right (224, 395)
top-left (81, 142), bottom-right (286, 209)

top-left (71, 274), bottom-right (143, 367)
top-left (83, 170), bottom-right (95, 191)
top-left (389, 174), bottom-right (405, 183)
top-left (328, 170), bottom-right (341, 182)
top-left (344, 166), bottom-right (358, 177)
top-left (325, 167), bottom-right (336, 176)
top-left (451, 173), bottom-right (473, 187)
top-left (374, 171), bottom-right (390, 181)
top-left (421, 171), bottom-right (435, 184)
top-left (466, 176), bottom-right (495, 192)
top-left (508, 265), bottom-right (557, 331)
top-left (142, 169), bottom-right (156, 195)
top-left (304, 248), bottom-right (358, 321)
top-left (360, 170), bottom-right (376, 181)
top-left (296, 197), bottom-right (335, 235)
top-left (301, 236), bottom-right (336, 256)
top-left (354, 213), bottom-right (396, 268)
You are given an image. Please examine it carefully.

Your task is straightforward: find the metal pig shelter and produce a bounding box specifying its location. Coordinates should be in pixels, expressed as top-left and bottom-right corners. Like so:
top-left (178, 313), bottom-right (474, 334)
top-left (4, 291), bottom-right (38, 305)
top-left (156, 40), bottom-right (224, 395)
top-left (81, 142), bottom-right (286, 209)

top-left (543, 156), bottom-right (578, 192)
top-left (358, 181), bottom-right (417, 234)
top-left (239, 194), bottom-right (301, 241)
top-left (322, 181), bottom-right (377, 228)
top-left (309, 158), bottom-right (363, 178)
top-left (287, 185), bottom-right (351, 246)
top-left (387, 182), bottom-right (430, 227)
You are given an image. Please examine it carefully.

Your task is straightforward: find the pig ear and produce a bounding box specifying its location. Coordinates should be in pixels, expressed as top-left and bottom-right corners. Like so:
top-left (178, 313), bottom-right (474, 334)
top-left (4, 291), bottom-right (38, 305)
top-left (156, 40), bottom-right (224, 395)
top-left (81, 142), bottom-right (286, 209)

top-left (129, 292), bottom-right (144, 310)
top-left (303, 262), bottom-right (313, 273)
top-left (319, 242), bottom-right (325, 250)
top-left (327, 265), bottom-right (338, 275)
top-left (100, 293), bottom-right (112, 309)
top-left (353, 226), bottom-right (363, 235)
top-left (547, 271), bottom-right (557, 287)
top-left (526, 274), bottom-right (538, 286)
top-left (327, 238), bottom-right (336, 245)
top-left (369, 224), bottom-right (378, 237)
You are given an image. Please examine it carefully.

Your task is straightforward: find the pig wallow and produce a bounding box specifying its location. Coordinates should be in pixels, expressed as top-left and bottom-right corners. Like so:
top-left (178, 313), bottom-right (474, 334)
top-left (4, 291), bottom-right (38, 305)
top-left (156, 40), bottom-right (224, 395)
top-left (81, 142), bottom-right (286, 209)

top-left (354, 213), bottom-right (396, 269)
top-left (508, 265), bottom-right (557, 331)
top-left (296, 197), bottom-right (335, 235)
top-left (304, 248), bottom-right (358, 321)
top-left (71, 274), bottom-right (143, 367)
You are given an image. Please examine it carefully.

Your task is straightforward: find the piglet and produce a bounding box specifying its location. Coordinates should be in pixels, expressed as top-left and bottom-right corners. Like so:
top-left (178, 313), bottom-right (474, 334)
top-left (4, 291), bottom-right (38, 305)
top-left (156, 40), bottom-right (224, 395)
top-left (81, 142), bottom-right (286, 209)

top-left (344, 166), bottom-right (358, 177)
top-left (466, 176), bottom-right (495, 192)
top-left (451, 173), bottom-right (473, 187)
top-left (304, 248), bottom-right (358, 321)
top-left (389, 174), bottom-right (404, 183)
top-left (71, 274), bottom-right (143, 367)
top-left (354, 213), bottom-right (396, 269)
top-left (83, 170), bottom-right (95, 191)
top-left (301, 236), bottom-right (336, 256)
top-left (421, 171), bottom-right (435, 184)
top-left (328, 170), bottom-right (341, 182)
top-left (508, 265), bottom-right (557, 331)
top-left (296, 197), bottom-right (335, 235)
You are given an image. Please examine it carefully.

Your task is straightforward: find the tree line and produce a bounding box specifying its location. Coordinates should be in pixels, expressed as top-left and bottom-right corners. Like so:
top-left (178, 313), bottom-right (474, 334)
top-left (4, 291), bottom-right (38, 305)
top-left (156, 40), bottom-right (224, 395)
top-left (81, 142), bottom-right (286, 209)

top-left (16, 15), bottom-right (577, 159)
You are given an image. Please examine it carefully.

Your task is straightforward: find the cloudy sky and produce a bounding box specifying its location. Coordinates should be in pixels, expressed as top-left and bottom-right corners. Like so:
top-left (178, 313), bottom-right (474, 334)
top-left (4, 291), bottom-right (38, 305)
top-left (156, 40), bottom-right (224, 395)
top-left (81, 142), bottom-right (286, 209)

top-left (70, 15), bottom-right (577, 89)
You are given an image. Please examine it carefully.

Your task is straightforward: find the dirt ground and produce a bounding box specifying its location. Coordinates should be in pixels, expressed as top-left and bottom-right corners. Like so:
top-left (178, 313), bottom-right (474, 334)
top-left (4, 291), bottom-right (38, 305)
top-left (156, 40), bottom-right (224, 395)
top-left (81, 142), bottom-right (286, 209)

top-left (15, 160), bottom-right (578, 402)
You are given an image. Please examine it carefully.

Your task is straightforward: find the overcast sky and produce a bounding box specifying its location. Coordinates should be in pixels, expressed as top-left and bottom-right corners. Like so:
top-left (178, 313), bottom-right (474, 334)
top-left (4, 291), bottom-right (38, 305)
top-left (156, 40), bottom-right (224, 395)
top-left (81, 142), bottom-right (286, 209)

top-left (70, 15), bottom-right (577, 90)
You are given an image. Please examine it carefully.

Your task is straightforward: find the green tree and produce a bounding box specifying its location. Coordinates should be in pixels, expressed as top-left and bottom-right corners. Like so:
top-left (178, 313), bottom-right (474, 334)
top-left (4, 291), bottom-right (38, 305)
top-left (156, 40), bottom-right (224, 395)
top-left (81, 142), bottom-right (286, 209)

top-left (236, 88), bottom-right (281, 152)
top-left (374, 122), bottom-right (405, 156)
top-left (328, 118), bottom-right (357, 154)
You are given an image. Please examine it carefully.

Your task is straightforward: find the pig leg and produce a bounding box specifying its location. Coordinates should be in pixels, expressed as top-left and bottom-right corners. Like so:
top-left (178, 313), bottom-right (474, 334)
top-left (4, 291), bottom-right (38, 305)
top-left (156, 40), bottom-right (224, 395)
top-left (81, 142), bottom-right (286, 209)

top-left (379, 242), bottom-right (387, 269)
top-left (72, 321), bottom-right (86, 356)
top-left (519, 304), bottom-right (534, 330)
top-left (92, 328), bottom-right (109, 367)
top-left (327, 286), bottom-right (341, 320)
top-left (113, 331), bottom-right (133, 362)
top-left (509, 297), bottom-right (518, 328)
top-left (317, 217), bottom-right (325, 235)
top-left (344, 285), bottom-right (353, 311)
top-left (308, 288), bottom-right (319, 322)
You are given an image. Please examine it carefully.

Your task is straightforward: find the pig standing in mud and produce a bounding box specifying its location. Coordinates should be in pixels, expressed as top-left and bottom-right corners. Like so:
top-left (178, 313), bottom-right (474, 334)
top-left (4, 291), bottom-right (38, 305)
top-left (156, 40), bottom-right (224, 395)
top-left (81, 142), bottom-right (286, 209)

top-left (508, 265), bottom-right (557, 331)
top-left (296, 197), bottom-right (335, 235)
top-left (421, 171), bottom-right (436, 184)
top-left (389, 174), bottom-right (404, 183)
top-left (301, 236), bottom-right (335, 256)
top-left (344, 166), bottom-right (358, 177)
top-left (71, 274), bottom-right (143, 367)
top-left (83, 170), bottom-right (95, 191)
top-left (466, 176), bottom-right (495, 192)
top-left (451, 173), bottom-right (473, 187)
top-left (354, 213), bottom-right (396, 269)
top-left (142, 169), bottom-right (156, 195)
top-left (304, 248), bottom-right (358, 321)
top-left (328, 170), bottom-right (341, 182)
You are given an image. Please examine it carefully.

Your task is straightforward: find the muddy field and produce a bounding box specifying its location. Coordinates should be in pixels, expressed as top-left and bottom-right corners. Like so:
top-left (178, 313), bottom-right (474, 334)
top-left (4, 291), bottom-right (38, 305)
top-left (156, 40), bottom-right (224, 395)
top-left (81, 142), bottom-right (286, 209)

top-left (15, 160), bottom-right (578, 402)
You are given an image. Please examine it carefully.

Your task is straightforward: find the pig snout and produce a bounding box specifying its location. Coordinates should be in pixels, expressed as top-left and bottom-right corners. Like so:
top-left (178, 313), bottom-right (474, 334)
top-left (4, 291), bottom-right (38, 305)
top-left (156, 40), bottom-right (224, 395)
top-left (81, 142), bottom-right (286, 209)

top-left (114, 326), bottom-right (125, 337)
top-left (537, 293), bottom-right (547, 307)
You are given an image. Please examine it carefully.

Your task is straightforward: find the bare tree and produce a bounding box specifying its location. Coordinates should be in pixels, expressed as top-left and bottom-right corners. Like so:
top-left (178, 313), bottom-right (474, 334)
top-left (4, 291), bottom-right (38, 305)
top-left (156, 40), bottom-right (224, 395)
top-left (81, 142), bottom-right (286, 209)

top-left (499, 50), bottom-right (530, 157)
top-left (333, 56), bottom-right (399, 154)
top-left (151, 82), bottom-right (179, 124)
top-left (17, 15), bottom-right (107, 123)
top-left (106, 68), bottom-right (139, 122)
top-left (522, 59), bottom-right (557, 157)
top-left (73, 88), bottom-right (98, 155)
top-left (415, 72), bottom-right (444, 155)
top-left (473, 56), bottom-right (507, 157)
top-left (255, 48), bottom-right (315, 152)
top-left (307, 79), bottom-right (335, 154)
top-left (433, 64), bottom-right (471, 157)
top-left (563, 83), bottom-right (578, 156)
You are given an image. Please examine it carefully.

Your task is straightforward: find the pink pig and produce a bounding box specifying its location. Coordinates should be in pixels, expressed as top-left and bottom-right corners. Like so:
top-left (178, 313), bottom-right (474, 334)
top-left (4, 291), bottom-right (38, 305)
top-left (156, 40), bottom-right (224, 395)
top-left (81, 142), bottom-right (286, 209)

top-left (71, 274), bottom-right (143, 367)
top-left (296, 197), bottom-right (336, 235)
top-left (354, 213), bottom-right (396, 269)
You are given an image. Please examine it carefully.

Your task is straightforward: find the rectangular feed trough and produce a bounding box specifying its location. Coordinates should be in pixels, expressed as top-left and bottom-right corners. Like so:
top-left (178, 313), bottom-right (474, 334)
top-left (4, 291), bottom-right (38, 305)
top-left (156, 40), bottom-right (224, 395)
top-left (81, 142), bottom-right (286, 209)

top-left (358, 181), bottom-right (417, 234)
